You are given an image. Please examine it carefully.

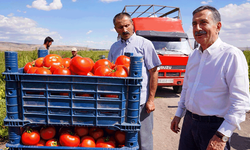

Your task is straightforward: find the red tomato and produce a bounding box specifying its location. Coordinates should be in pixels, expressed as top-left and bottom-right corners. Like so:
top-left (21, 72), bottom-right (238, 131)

top-left (35, 68), bottom-right (52, 74)
top-left (110, 65), bottom-right (129, 77)
top-left (53, 68), bottom-right (71, 75)
top-left (115, 55), bottom-right (130, 68)
top-left (87, 72), bottom-right (94, 76)
top-left (21, 129), bottom-right (40, 145)
top-left (35, 57), bottom-right (44, 67)
top-left (24, 62), bottom-right (34, 73)
top-left (63, 58), bottom-right (71, 68)
top-left (43, 54), bottom-right (64, 68)
top-left (96, 136), bottom-right (116, 148)
top-left (94, 66), bottom-right (112, 76)
top-left (76, 93), bottom-right (93, 97)
top-left (85, 57), bottom-right (95, 70)
top-left (74, 126), bottom-right (88, 137)
top-left (93, 59), bottom-right (113, 73)
top-left (79, 136), bottom-right (96, 147)
top-left (45, 139), bottom-right (58, 146)
top-left (59, 132), bottom-right (80, 147)
top-left (27, 67), bottom-right (38, 74)
top-left (105, 128), bottom-right (115, 135)
top-left (89, 127), bottom-right (104, 140)
top-left (69, 56), bottom-right (93, 75)
top-left (58, 127), bottom-right (72, 136)
top-left (60, 93), bottom-right (69, 96)
top-left (105, 94), bottom-right (119, 98)
top-left (115, 130), bottom-right (126, 145)
top-left (40, 126), bottom-right (56, 140)
top-left (36, 139), bottom-right (45, 146)
top-left (50, 65), bottom-right (63, 73)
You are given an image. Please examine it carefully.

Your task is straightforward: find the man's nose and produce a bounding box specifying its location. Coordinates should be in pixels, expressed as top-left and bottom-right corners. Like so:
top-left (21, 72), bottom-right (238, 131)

top-left (122, 26), bottom-right (127, 32)
top-left (193, 24), bottom-right (202, 31)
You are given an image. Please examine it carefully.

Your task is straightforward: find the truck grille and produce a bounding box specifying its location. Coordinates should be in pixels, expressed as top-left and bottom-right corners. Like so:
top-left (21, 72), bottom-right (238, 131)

top-left (166, 72), bottom-right (180, 76)
top-left (159, 65), bottom-right (186, 70)
top-left (158, 72), bottom-right (164, 76)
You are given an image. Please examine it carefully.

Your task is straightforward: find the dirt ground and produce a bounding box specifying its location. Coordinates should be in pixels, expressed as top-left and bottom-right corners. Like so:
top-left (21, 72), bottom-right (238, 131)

top-left (1, 86), bottom-right (249, 150)
top-left (153, 87), bottom-right (250, 150)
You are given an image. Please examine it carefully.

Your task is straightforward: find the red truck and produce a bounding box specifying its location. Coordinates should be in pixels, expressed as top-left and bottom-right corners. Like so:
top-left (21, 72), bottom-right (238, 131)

top-left (122, 5), bottom-right (192, 93)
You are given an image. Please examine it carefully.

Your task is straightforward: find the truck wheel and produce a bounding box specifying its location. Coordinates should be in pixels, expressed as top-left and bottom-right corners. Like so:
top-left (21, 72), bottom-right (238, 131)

top-left (173, 86), bottom-right (182, 93)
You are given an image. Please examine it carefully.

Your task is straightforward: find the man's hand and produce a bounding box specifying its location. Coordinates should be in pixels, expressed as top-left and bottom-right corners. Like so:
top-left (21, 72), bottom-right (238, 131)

top-left (146, 99), bottom-right (155, 114)
top-left (146, 66), bottom-right (158, 114)
top-left (206, 135), bottom-right (226, 150)
top-left (170, 116), bottom-right (181, 133)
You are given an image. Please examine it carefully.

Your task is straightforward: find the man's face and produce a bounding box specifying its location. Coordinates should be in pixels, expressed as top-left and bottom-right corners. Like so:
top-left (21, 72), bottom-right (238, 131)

top-left (114, 16), bottom-right (134, 40)
top-left (46, 41), bottom-right (53, 49)
top-left (192, 9), bottom-right (221, 50)
top-left (72, 51), bottom-right (77, 56)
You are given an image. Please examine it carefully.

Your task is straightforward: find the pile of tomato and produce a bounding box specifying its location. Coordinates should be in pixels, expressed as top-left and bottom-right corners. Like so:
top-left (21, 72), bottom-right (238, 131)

top-left (21, 126), bottom-right (126, 148)
top-left (23, 54), bottom-right (130, 77)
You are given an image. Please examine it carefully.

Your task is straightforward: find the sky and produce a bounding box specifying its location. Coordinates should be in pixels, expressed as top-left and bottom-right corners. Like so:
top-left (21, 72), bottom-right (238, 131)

top-left (0, 0), bottom-right (250, 49)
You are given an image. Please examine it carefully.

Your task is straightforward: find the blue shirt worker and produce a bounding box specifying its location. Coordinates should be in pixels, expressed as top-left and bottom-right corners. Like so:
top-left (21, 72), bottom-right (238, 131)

top-left (38, 36), bottom-right (54, 50)
top-left (108, 12), bottom-right (161, 150)
top-left (170, 5), bottom-right (250, 150)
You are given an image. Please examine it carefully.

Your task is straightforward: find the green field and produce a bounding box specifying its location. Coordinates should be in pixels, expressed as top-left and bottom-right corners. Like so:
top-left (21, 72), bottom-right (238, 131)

top-left (0, 50), bottom-right (250, 140)
top-left (0, 50), bottom-right (109, 141)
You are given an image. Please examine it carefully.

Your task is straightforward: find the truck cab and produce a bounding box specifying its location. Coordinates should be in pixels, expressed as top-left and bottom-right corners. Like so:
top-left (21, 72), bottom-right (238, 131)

top-left (123, 5), bottom-right (192, 93)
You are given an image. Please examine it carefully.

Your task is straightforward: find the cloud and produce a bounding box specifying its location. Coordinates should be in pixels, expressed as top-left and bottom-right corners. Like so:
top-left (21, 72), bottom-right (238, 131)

top-left (110, 28), bottom-right (116, 32)
top-left (201, 0), bottom-right (212, 5)
top-left (218, 3), bottom-right (250, 47)
top-left (82, 40), bottom-right (114, 49)
top-left (17, 10), bottom-right (27, 13)
top-left (8, 13), bottom-right (14, 17)
top-left (0, 15), bottom-right (61, 44)
top-left (27, 0), bottom-right (62, 11)
top-left (72, 0), bottom-right (77, 2)
top-left (100, 0), bottom-right (122, 3)
top-left (86, 30), bottom-right (93, 35)
top-left (187, 3), bottom-right (250, 48)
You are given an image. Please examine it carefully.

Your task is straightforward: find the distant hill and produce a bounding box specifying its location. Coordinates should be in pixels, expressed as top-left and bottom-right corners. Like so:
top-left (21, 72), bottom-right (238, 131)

top-left (0, 42), bottom-right (94, 51)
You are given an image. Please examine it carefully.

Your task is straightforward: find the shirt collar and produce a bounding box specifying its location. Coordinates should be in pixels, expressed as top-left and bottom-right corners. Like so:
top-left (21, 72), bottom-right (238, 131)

top-left (121, 33), bottom-right (136, 44)
top-left (198, 37), bottom-right (222, 55)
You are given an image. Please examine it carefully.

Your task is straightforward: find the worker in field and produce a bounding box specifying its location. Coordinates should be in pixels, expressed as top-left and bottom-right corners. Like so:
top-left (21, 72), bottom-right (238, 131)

top-left (38, 36), bottom-right (54, 50)
top-left (170, 5), bottom-right (250, 150)
top-left (108, 12), bottom-right (161, 150)
top-left (71, 47), bottom-right (79, 59)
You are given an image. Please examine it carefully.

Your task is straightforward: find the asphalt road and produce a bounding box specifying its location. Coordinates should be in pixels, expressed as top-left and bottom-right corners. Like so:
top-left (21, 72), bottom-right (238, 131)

top-left (153, 86), bottom-right (250, 150)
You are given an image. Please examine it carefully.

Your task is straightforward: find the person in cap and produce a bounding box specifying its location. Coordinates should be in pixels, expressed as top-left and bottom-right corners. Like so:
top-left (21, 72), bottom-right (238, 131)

top-left (71, 47), bottom-right (79, 59)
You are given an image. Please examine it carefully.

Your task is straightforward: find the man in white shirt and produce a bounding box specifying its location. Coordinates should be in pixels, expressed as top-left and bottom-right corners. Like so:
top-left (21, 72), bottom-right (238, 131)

top-left (170, 5), bottom-right (250, 150)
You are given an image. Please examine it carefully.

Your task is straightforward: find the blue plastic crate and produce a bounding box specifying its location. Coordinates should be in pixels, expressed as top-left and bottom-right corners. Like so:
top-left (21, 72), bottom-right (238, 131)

top-left (3, 51), bottom-right (143, 150)
top-left (5, 144), bottom-right (139, 150)
top-left (3, 52), bottom-right (143, 131)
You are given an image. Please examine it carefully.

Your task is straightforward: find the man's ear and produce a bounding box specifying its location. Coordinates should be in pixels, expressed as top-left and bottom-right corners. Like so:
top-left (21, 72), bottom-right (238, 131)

top-left (216, 21), bottom-right (222, 35)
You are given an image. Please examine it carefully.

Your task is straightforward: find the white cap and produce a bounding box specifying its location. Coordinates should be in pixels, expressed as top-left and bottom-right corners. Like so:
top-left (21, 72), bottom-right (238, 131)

top-left (72, 47), bottom-right (77, 51)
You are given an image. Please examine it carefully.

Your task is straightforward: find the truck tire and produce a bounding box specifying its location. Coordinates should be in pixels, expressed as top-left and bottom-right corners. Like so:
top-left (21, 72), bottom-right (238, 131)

top-left (173, 86), bottom-right (182, 93)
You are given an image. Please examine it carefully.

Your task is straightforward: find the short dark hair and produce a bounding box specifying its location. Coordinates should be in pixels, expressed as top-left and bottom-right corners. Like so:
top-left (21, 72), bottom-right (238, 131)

top-left (193, 5), bottom-right (221, 23)
top-left (44, 36), bottom-right (54, 44)
top-left (113, 12), bottom-right (132, 25)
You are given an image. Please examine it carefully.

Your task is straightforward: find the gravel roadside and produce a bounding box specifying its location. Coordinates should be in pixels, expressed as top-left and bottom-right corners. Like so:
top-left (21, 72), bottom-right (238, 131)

top-left (153, 87), bottom-right (250, 150)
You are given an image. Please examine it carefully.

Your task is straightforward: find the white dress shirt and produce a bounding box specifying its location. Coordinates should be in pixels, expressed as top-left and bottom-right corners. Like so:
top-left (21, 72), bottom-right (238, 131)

top-left (175, 38), bottom-right (250, 137)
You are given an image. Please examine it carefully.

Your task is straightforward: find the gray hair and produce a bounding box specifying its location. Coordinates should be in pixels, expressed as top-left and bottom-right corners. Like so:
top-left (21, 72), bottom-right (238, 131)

top-left (193, 5), bottom-right (221, 23)
top-left (113, 12), bottom-right (132, 25)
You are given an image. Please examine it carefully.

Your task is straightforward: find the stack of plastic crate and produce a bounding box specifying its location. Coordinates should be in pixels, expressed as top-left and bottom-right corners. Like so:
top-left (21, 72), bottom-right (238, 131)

top-left (3, 51), bottom-right (143, 150)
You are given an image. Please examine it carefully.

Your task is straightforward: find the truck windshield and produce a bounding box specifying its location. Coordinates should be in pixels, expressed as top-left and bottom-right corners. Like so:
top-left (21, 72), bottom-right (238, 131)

top-left (152, 39), bottom-right (192, 55)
